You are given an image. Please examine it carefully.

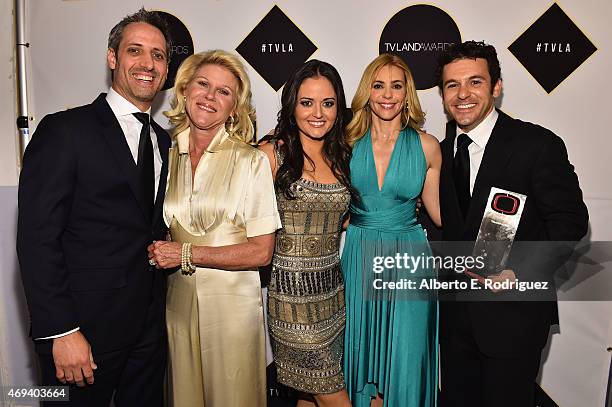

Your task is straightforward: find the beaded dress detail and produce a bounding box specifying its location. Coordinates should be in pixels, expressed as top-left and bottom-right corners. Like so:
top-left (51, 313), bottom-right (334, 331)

top-left (267, 146), bottom-right (350, 393)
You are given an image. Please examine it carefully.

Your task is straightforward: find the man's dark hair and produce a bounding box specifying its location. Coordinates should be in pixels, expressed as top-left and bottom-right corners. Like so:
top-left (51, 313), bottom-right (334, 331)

top-left (436, 40), bottom-right (501, 90)
top-left (107, 7), bottom-right (171, 59)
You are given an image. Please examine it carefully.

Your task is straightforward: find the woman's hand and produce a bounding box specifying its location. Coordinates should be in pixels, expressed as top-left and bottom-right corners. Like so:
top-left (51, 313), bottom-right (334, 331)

top-left (147, 240), bottom-right (182, 269)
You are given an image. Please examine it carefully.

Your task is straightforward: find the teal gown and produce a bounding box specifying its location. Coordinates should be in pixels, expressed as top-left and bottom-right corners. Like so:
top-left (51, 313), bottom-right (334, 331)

top-left (342, 127), bottom-right (437, 407)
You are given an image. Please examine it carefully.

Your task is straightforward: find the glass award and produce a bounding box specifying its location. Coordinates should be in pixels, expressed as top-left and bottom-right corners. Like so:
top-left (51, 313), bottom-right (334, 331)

top-left (472, 187), bottom-right (527, 276)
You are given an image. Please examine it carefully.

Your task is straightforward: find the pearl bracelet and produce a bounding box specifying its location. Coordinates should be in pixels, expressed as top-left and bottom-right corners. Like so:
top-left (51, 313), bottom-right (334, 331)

top-left (181, 242), bottom-right (196, 275)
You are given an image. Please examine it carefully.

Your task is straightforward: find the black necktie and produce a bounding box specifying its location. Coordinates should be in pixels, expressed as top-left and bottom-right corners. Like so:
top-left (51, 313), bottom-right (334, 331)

top-left (132, 112), bottom-right (154, 219)
top-left (453, 133), bottom-right (473, 217)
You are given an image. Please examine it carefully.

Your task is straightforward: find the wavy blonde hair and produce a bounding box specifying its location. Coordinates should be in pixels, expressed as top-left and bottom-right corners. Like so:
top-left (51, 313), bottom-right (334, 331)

top-left (346, 53), bottom-right (425, 145)
top-left (164, 50), bottom-right (256, 143)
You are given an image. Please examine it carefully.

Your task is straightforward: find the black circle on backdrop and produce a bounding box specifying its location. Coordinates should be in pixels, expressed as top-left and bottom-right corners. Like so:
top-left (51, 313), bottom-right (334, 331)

top-left (156, 11), bottom-right (194, 91)
top-left (379, 5), bottom-right (461, 90)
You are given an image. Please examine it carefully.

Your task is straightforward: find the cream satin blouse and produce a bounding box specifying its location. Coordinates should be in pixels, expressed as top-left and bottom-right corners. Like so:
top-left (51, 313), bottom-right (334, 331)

top-left (164, 127), bottom-right (281, 248)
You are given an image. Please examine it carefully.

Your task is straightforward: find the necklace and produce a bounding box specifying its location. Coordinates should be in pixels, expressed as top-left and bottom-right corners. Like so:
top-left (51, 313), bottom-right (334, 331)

top-left (374, 129), bottom-right (400, 143)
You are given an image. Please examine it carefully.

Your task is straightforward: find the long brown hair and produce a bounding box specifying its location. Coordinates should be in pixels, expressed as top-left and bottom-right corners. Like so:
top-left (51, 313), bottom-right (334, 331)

top-left (273, 60), bottom-right (357, 201)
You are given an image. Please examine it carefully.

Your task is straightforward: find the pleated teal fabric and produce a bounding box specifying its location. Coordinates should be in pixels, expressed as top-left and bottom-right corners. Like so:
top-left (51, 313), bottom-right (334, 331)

top-left (342, 127), bottom-right (437, 407)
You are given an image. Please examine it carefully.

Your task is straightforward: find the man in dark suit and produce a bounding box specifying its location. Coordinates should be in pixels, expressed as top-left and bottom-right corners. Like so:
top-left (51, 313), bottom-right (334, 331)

top-left (436, 41), bottom-right (588, 406)
top-left (17, 8), bottom-right (171, 406)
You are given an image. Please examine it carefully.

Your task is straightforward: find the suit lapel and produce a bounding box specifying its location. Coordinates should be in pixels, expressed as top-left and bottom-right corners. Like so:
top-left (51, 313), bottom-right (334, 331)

top-left (464, 110), bottom-right (516, 235)
top-left (151, 120), bottom-right (170, 227)
top-left (92, 94), bottom-right (149, 221)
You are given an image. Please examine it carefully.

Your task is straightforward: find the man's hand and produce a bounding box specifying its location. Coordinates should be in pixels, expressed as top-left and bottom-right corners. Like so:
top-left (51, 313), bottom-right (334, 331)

top-left (52, 331), bottom-right (97, 387)
top-left (465, 269), bottom-right (517, 293)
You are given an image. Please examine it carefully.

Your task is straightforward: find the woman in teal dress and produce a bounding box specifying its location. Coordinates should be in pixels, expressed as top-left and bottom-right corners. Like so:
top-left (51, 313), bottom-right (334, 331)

top-left (342, 54), bottom-right (442, 407)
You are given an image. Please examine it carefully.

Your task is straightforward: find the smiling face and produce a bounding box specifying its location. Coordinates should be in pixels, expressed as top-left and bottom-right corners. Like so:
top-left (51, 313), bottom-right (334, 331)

top-left (294, 76), bottom-right (337, 141)
top-left (184, 63), bottom-right (238, 134)
top-left (441, 57), bottom-right (502, 132)
top-left (368, 64), bottom-right (407, 125)
top-left (107, 22), bottom-right (168, 112)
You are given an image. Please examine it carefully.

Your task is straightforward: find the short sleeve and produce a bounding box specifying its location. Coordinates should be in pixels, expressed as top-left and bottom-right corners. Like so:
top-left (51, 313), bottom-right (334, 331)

top-left (244, 150), bottom-right (282, 237)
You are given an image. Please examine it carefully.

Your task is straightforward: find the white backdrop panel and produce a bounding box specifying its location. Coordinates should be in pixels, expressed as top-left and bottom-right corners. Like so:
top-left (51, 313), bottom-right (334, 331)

top-left (0, 0), bottom-right (19, 186)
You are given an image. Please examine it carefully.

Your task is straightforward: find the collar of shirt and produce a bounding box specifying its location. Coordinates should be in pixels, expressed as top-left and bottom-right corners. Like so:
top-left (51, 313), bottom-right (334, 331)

top-left (177, 126), bottom-right (229, 155)
top-left (454, 108), bottom-right (499, 152)
top-left (106, 87), bottom-right (152, 118)
top-left (177, 128), bottom-right (190, 154)
top-left (104, 87), bottom-right (162, 194)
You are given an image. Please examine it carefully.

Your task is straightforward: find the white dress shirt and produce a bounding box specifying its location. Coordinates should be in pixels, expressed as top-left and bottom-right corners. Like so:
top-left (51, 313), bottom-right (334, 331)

top-left (106, 87), bottom-right (163, 200)
top-left (453, 108), bottom-right (499, 195)
top-left (37, 89), bottom-right (163, 340)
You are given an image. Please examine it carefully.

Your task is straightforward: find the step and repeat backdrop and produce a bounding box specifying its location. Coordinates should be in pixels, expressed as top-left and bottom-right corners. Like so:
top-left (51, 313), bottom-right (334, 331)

top-left (1, 1), bottom-right (611, 406)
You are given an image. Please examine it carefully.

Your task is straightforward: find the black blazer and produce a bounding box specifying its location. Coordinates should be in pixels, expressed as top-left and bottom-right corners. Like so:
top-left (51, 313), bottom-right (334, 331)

top-left (17, 94), bottom-right (171, 355)
top-left (439, 110), bottom-right (588, 356)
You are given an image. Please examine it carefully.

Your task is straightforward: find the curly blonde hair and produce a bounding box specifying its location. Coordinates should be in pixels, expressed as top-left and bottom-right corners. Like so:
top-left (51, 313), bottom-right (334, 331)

top-left (164, 50), bottom-right (256, 143)
top-left (346, 53), bottom-right (425, 145)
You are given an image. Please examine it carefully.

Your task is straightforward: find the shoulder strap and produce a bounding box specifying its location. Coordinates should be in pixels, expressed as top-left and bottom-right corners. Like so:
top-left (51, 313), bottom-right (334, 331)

top-left (273, 140), bottom-right (284, 168)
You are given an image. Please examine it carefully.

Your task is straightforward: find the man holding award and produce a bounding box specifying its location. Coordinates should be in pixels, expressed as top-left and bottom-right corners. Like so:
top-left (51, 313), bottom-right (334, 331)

top-left (436, 41), bottom-right (588, 406)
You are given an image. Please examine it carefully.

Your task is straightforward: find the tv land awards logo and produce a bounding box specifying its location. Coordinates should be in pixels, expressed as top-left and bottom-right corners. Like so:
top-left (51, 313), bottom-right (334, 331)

top-left (379, 5), bottom-right (461, 90)
top-left (508, 3), bottom-right (597, 93)
top-left (156, 11), bottom-right (194, 91)
top-left (236, 5), bottom-right (317, 91)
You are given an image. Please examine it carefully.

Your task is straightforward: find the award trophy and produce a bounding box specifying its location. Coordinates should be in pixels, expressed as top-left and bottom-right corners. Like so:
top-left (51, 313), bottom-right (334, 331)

top-left (472, 187), bottom-right (526, 276)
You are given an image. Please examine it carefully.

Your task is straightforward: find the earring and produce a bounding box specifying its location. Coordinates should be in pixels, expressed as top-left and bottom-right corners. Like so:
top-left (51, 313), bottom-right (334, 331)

top-left (227, 115), bottom-right (235, 133)
top-left (364, 102), bottom-right (370, 110)
top-left (405, 101), bottom-right (410, 110)
top-left (181, 96), bottom-right (187, 113)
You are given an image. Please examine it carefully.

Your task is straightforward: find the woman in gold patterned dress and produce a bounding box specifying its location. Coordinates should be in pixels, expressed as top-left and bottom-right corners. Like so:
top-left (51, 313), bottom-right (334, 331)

top-left (147, 50), bottom-right (281, 407)
top-left (260, 60), bottom-right (355, 407)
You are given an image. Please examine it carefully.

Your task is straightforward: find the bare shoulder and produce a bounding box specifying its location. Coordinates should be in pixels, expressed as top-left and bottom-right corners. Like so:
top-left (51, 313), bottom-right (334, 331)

top-left (418, 131), bottom-right (441, 152)
top-left (418, 131), bottom-right (440, 147)
top-left (257, 141), bottom-right (277, 174)
top-left (418, 131), bottom-right (442, 166)
top-left (258, 140), bottom-right (274, 154)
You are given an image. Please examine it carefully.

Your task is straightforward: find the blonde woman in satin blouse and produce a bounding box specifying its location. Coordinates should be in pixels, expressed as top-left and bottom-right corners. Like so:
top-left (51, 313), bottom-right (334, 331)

top-left (147, 50), bottom-right (282, 407)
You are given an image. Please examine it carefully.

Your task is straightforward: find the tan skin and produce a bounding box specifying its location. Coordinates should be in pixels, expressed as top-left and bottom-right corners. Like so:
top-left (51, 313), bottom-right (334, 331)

top-left (51, 22), bottom-right (170, 388)
top-left (147, 63), bottom-right (274, 277)
top-left (260, 76), bottom-right (351, 407)
top-left (441, 57), bottom-right (515, 289)
top-left (362, 64), bottom-right (442, 406)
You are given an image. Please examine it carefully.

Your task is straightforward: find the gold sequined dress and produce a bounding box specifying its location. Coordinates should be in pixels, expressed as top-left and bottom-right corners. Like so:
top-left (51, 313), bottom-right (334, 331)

top-left (267, 150), bottom-right (350, 394)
